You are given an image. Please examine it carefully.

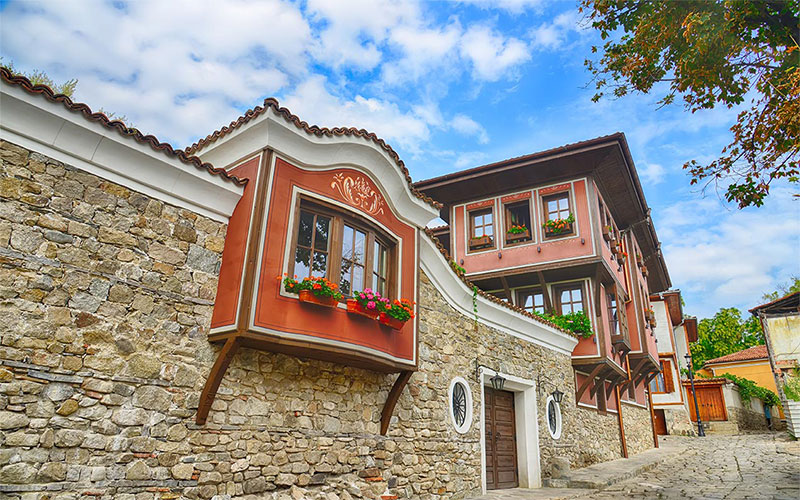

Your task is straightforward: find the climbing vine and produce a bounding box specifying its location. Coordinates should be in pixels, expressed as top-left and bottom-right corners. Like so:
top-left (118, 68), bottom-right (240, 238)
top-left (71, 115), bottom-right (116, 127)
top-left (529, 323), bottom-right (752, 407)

top-left (472, 285), bottom-right (478, 327)
top-left (533, 310), bottom-right (594, 338)
top-left (718, 372), bottom-right (781, 407)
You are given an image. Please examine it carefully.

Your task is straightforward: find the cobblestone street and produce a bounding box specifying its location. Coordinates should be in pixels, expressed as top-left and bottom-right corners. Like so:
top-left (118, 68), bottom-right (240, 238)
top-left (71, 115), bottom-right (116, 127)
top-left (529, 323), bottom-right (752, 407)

top-left (473, 433), bottom-right (800, 500)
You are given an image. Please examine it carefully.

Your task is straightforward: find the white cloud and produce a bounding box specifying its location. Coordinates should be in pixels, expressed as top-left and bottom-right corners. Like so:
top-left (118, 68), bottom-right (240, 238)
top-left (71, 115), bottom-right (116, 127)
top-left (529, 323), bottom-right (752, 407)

top-left (280, 76), bottom-right (432, 153)
top-left (660, 188), bottom-right (800, 318)
top-left (460, 25), bottom-right (531, 81)
top-left (451, 114), bottom-right (489, 144)
top-left (530, 10), bottom-right (582, 51)
top-left (639, 163), bottom-right (666, 186)
top-left (456, 0), bottom-right (544, 13)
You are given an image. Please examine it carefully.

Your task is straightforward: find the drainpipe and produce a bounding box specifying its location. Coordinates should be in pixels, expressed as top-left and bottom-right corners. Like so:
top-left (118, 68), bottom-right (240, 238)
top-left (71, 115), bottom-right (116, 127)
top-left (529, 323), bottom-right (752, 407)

top-left (615, 385), bottom-right (628, 458)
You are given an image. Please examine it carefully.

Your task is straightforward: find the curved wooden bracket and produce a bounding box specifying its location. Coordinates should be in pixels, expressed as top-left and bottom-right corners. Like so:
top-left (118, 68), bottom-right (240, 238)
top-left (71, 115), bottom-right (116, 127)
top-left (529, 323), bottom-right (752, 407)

top-left (380, 370), bottom-right (412, 435)
top-left (196, 336), bottom-right (241, 425)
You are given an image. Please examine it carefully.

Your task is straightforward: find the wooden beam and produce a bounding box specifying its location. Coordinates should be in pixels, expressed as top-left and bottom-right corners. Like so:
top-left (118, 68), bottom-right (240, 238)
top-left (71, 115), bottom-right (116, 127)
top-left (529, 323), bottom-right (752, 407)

top-left (500, 276), bottom-right (514, 306)
top-left (537, 271), bottom-right (553, 314)
top-left (576, 363), bottom-right (604, 402)
top-left (380, 370), bottom-right (413, 435)
top-left (647, 386), bottom-right (659, 448)
top-left (615, 385), bottom-right (628, 458)
top-left (196, 337), bottom-right (241, 425)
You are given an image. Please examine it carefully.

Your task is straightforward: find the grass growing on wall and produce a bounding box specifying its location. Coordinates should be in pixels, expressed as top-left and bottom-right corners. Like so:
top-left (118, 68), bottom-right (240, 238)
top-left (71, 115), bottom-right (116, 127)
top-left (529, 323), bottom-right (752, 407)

top-left (783, 368), bottom-right (800, 402)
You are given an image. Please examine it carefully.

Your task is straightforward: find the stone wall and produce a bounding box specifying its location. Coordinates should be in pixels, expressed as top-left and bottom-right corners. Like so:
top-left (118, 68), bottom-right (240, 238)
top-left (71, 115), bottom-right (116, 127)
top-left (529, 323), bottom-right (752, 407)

top-left (661, 405), bottom-right (696, 436)
top-left (0, 140), bottom-right (652, 499)
top-left (621, 402), bottom-right (653, 455)
top-left (727, 406), bottom-right (769, 431)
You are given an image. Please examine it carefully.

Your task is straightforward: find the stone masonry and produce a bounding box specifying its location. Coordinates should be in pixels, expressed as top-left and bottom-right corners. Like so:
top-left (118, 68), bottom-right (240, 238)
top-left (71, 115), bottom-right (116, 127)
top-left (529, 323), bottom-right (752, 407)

top-left (0, 140), bottom-right (652, 499)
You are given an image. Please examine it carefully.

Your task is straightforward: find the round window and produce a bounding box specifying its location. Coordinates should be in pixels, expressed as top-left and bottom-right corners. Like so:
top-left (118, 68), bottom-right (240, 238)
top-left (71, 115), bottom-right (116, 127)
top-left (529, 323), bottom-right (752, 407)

top-left (545, 395), bottom-right (562, 440)
top-left (448, 377), bottom-right (473, 434)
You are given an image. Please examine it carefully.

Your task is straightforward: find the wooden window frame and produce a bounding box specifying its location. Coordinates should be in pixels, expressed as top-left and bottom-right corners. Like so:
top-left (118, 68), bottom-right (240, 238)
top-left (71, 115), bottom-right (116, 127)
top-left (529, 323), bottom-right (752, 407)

top-left (289, 196), bottom-right (397, 300)
top-left (516, 287), bottom-right (546, 315)
top-left (542, 190), bottom-right (574, 238)
top-left (467, 207), bottom-right (496, 252)
top-left (649, 360), bottom-right (673, 394)
top-left (503, 199), bottom-right (533, 246)
top-left (553, 282), bottom-right (586, 316)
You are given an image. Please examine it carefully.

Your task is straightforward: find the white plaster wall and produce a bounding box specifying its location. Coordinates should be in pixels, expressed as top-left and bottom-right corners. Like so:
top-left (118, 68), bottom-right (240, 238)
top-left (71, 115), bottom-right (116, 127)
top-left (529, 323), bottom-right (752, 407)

top-left (651, 301), bottom-right (672, 349)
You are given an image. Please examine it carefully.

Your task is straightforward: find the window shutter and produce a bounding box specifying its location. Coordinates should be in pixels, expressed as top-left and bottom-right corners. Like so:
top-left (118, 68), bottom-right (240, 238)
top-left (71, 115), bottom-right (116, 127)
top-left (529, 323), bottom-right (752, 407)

top-left (662, 360), bottom-right (674, 393)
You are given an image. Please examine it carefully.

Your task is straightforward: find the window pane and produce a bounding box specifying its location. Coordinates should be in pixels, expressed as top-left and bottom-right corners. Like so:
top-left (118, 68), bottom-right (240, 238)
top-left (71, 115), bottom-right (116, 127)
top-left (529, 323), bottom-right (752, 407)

top-left (523, 295), bottom-right (533, 310)
top-left (340, 258), bottom-right (352, 295)
top-left (311, 252), bottom-right (327, 277)
top-left (573, 288), bottom-right (582, 302)
top-left (353, 264), bottom-right (364, 292)
top-left (354, 230), bottom-right (366, 264)
top-left (342, 225), bottom-right (353, 259)
top-left (485, 224), bottom-right (493, 236)
top-left (558, 197), bottom-right (569, 211)
top-left (548, 200), bottom-right (558, 216)
top-left (314, 215), bottom-right (330, 251)
top-left (297, 211), bottom-right (314, 247)
top-left (293, 247), bottom-right (310, 278)
top-left (485, 212), bottom-right (492, 224)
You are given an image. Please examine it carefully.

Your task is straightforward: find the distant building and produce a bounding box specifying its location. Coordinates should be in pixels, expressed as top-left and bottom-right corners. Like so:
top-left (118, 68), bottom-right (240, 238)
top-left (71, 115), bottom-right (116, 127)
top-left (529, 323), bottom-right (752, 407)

top-left (750, 292), bottom-right (800, 436)
top-left (648, 290), bottom-right (696, 435)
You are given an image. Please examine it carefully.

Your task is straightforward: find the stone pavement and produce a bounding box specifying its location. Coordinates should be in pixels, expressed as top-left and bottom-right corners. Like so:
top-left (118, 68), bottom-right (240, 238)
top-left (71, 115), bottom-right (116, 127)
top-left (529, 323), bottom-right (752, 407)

top-left (470, 433), bottom-right (800, 500)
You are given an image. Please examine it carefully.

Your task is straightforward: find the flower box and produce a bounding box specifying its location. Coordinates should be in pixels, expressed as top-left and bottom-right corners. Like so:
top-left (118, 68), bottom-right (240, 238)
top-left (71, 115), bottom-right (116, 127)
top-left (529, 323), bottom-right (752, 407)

top-left (544, 222), bottom-right (573, 237)
top-left (641, 265), bottom-right (649, 277)
top-left (347, 299), bottom-right (380, 320)
top-left (298, 290), bottom-right (338, 308)
top-left (636, 253), bottom-right (644, 268)
top-left (379, 312), bottom-right (406, 330)
top-left (469, 235), bottom-right (493, 250)
top-left (602, 225), bottom-right (614, 242)
top-left (505, 228), bottom-right (530, 243)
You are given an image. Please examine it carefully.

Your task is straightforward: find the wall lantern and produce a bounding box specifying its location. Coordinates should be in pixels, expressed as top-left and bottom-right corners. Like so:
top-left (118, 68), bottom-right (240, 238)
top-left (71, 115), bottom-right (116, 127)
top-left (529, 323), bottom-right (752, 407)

top-left (551, 388), bottom-right (565, 404)
top-left (475, 359), bottom-right (506, 391)
top-left (490, 372), bottom-right (506, 391)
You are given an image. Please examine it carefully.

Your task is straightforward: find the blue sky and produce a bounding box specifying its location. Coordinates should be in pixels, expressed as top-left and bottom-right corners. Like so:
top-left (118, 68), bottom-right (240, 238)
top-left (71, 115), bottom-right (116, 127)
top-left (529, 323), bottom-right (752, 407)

top-left (1, 0), bottom-right (797, 319)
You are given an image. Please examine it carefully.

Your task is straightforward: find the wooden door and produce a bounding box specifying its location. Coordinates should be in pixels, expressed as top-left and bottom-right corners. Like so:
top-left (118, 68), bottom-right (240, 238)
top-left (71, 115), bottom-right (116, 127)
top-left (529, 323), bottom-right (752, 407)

top-left (686, 386), bottom-right (727, 421)
top-left (653, 409), bottom-right (668, 435)
top-left (485, 388), bottom-right (518, 490)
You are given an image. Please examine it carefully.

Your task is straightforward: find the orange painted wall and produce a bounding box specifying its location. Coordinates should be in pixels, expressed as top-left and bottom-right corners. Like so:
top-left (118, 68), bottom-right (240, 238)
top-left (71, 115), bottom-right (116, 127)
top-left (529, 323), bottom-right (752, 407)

top-left (251, 159), bottom-right (417, 364)
top-left (709, 361), bottom-right (778, 393)
top-left (211, 155), bottom-right (260, 330)
top-left (454, 180), bottom-right (595, 275)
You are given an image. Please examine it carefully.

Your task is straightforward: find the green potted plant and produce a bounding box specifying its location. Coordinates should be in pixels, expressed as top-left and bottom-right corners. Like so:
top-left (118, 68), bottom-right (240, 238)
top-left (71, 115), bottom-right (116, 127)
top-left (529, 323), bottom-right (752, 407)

top-left (543, 213), bottom-right (575, 236)
top-left (506, 223), bottom-right (530, 243)
top-left (379, 298), bottom-right (415, 330)
top-left (469, 234), bottom-right (493, 250)
top-left (281, 275), bottom-right (343, 308)
top-left (347, 288), bottom-right (387, 320)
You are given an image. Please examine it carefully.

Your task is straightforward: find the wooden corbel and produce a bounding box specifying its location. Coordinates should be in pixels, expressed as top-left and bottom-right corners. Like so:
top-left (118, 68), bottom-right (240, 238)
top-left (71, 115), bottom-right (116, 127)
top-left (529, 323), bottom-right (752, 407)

top-left (575, 363), bottom-right (604, 402)
top-left (196, 336), bottom-right (242, 425)
top-left (380, 370), bottom-right (412, 435)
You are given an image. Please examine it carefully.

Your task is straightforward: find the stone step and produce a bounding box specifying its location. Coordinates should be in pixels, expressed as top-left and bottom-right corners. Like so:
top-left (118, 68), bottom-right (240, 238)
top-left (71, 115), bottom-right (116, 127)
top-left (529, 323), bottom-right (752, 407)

top-left (704, 421), bottom-right (739, 435)
top-left (541, 442), bottom-right (686, 490)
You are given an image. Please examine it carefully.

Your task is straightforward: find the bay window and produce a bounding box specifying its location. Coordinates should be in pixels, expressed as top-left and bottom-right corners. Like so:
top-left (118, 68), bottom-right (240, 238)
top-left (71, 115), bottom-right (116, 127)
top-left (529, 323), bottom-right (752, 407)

top-left (291, 198), bottom-right (395, 299)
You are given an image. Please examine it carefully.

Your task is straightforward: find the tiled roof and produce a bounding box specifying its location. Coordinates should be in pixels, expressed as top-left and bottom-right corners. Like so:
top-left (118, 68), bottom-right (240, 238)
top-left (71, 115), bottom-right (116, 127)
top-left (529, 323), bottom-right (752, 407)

top-left (186, 97), bottom-right (442, 210)
top-left (423, 228), bottom-right (578, 339)
top-left (0, 68), bottom-right (246, 186)
top-left (705, 345), bottom-right (768, 365)
top-left (749, 291), bottom-right (800, 315)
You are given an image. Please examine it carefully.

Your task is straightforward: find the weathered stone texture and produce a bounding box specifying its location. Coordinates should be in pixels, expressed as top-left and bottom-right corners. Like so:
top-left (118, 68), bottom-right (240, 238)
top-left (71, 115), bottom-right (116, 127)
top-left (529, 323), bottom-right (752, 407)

top-left (621, 402), bottom-right (653, 456)
top-left (0, 140), bottom-right (652, 499)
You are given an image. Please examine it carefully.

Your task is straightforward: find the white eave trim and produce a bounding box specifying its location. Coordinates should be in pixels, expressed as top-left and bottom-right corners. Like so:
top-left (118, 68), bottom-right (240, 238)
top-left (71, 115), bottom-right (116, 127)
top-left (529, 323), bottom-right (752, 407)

top-left (196, 107), bottom-right (439, 228)
top-left (420, 234), bottom-right (578, 355)
top-left (0, 83), bottom-right (243, 223)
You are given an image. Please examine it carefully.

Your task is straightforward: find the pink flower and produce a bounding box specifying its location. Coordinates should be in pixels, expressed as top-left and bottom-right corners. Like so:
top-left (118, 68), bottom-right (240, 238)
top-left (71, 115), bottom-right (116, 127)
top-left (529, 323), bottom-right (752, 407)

top-left (367, 293), bottom-right (374, 300)
top-left (367, 301), bottom-right (376, 310)
top-left (359, 293), bottom-right (366, 299)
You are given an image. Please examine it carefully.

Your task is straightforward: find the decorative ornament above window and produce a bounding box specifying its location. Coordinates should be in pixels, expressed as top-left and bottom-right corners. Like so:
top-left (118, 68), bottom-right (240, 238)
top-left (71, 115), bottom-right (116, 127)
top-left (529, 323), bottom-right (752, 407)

top-left (330, 173), bottom-right (385, 216)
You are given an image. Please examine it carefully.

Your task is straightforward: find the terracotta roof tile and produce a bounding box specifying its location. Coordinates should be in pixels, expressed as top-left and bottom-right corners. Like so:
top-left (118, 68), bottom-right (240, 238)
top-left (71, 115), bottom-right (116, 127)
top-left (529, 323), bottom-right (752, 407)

top-left (0, 67), bottom-right (246, 187)
top-left (705, 345), bottom-right (768, 365)
top-left (186, 97), bottom-right (442, 210)
top-left (423, 228), bottom-right (577, 339)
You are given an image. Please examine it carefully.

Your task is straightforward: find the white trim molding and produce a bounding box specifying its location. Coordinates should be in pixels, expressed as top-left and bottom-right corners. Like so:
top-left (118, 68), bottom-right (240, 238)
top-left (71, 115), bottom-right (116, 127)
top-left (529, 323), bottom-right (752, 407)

top-left (448, 376), bottom-right (474, 434)
top-left (545, 395), bottom-right (563, 440)
top-left (0, 83), bottom-right (243, 222)
top-left (478, 368), bottom-right (542, 493)
top-left (420, 235), bottom-right (579, 355)
top-left (195, 107), bottom-right (439, 228)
